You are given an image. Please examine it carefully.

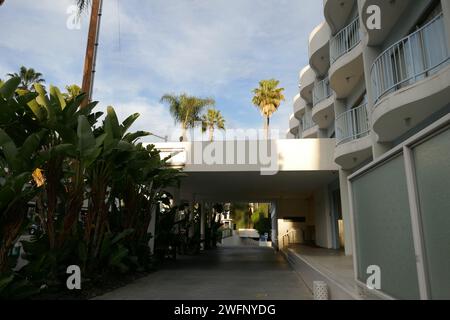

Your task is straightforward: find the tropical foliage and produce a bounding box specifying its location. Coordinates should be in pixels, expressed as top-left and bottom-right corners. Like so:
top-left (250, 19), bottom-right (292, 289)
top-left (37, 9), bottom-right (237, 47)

top-left (201, 108), bottom-right (225, 142)
top-left (0, 77), bottom-right (182, 298)
top-left (160, 94), bottom-right (215, 141)
top-left (7, 66), bottom-right (45, 91)
top-left (252, 79), bottom-right (285, 138)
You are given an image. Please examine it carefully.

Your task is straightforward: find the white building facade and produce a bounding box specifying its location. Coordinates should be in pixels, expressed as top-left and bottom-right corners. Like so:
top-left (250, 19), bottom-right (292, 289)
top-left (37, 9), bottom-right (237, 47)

top-left (288, 0), bottom-right (450, 299)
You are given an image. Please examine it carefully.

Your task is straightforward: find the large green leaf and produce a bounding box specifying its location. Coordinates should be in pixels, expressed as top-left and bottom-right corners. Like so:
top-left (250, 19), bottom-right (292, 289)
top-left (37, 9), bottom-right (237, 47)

top-left (0, 128), bottom-right (18, 167)
top-left (0, 77), bottom-right (20, 100)
top-left (49, 85), bottom-right (66, 110)
top-left (77, 115), bottom-right (96, 154)
top-left (19, 129), bottom-right (47, 162)
top-left (105, 106), bottom-right (121, 139)
top-left (121, 113), bottom-right (140, 133)
top-left (123, 131), bottom-right (150, 143)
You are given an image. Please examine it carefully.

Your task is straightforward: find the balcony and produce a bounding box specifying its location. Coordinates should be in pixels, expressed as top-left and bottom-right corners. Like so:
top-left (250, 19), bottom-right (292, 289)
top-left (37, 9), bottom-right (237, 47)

top-left (329, 17), bottom-right (364, 98)
top-left (289, 114), bottom-right (300, 136)
top-left (324, 0), bottom-right (356, 35)
top-left (300, 65), bottom-right (316, 104)
top-left (302, 112), bottom-right (319, 139)
top-left (330, 17), bottom-right (360, 64)
top-left (360, 0), bottom-right (411, 46)
top-left (335, 103), bottom-right (372, 169)
top-left (371, 13), bottom-right (450, 142)
top-left (309, 21), bottom-right (331, 77)
top-left (312, 77), bottom-right (335, 129)
top-left (293, 94), bottom-right (306, 119)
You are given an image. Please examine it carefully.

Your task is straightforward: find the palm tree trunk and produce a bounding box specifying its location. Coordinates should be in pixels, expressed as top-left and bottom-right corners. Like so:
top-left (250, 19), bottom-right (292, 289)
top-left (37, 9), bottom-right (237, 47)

top-left (209, 127), bottom-right (214, 142)
top-left (81, 0), bottom-right (103, 108)
top-left (264, 116), bottom-right (270, 140)
top-left (181, 125), bottom-right (187, 142)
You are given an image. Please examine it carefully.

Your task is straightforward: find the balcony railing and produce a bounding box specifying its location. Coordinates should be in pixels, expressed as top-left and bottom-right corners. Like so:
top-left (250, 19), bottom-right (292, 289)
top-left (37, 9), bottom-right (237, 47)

top-left (371, 13), bottom-right (449, 105)
top-left (313, 77), bottom-right (333, 106)
top-left (330, 16), bottom-right (361, 64)
top-left (302, 111), bottom-right (315, 131)
top-left (336, 103), bottom-right (370, 145)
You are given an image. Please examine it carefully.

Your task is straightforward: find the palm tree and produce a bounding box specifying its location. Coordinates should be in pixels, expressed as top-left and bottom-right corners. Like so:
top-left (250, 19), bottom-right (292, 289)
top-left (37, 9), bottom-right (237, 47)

top-left (7, 66), bottom-right (45, 90)
top-left (64, 84), bottom-right (82, 101)
top-left (160, 94), bottom-right (215, 142)
top-left (252, 79), bottom-right (285, 139)
top-left (202, 109), bottom-right (226, 142)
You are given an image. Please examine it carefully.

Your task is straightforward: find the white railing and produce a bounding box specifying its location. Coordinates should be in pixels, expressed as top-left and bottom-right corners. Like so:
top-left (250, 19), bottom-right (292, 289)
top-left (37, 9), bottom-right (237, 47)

top-left (302, 111), bottom-right (315, 131)
top-left (371, 13), bottom-right (449, 105)
top-left (313, 77), bottom-right (333, 106)
top-left (330, 16), bottom-right (361, 64)
top-left (336, 103), bottom-right (370, 145)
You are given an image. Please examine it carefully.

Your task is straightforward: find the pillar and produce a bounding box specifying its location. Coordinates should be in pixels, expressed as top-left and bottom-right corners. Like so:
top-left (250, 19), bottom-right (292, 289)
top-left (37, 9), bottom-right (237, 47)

top-left (442, 0), bottom-right (450, 52)
top-left (361, 32), bottom-right (393, 159)
top-left (339, 168), bottom-right (353, 256)
top-left (200, 201), bottom-right (206, 250)
top-left (147, 205), bottom-right (157, 254)
top-left (270, 202), bottom-right (278, 250)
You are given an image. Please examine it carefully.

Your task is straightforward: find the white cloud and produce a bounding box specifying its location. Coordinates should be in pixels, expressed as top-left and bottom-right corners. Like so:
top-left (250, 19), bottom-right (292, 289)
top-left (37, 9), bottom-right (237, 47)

top-left (0, 0), bottom-right (324, 137)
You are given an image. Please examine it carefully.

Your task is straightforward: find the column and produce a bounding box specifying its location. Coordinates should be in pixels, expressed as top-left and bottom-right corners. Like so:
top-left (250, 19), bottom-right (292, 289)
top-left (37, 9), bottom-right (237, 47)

top-left (339, 168), bottom-right (353, 256)
top-left (361, 34), bottom-right (393, 159)
top-left (147, 205), bottom-right (157, 255)
top-left (200, 201), bottom-right (206, 250)
top-left (442, 0), bottom-right (450, 52)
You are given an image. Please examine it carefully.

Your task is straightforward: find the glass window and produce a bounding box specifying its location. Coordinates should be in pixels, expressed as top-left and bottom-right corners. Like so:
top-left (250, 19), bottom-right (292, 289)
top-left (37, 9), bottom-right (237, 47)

top-left (413, 127), bottom-right (450, 299)
top-left (352, 154), bottom-right (420, 299)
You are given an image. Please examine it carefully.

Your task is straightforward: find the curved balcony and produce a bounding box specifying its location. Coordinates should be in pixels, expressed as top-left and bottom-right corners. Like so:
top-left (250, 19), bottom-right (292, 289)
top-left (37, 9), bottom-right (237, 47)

top-left (324, 0), bottom-right (356, 35)
top-left (371, 13), bottom-right (450, 142)
top-left (329, 16), bottom-right (364, 98)
top-left (299, 65), bottom-right (316, 104)
top-left (312, 77), bottom-right (335, 129)
top-left (302, 112), bottom-right (319, 139)
top-left (335, 103), bottom-right (372, 169)
top-left (293, 94), bottom-right (306, 119)
top-left (289, 114), bottom-right (300, 136)
top-left (309, 21), bottom-right (331, 77)
top-left (360, 0), bottom-right (411, 46)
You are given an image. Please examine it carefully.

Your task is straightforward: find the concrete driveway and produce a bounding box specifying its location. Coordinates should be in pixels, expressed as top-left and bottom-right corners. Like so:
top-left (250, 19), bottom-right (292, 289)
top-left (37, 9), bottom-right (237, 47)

top-left (96, 244), bottom-right (312, 300)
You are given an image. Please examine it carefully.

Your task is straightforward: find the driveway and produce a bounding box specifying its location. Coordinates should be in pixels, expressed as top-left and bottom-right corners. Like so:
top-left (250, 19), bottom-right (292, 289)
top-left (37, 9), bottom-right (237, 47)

top-left (96, 243), bottom-right (312, 300)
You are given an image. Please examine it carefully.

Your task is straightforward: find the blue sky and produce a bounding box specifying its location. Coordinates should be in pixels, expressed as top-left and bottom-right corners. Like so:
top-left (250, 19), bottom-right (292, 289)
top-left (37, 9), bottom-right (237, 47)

top-left (0, 0), bottom-right (323, 142)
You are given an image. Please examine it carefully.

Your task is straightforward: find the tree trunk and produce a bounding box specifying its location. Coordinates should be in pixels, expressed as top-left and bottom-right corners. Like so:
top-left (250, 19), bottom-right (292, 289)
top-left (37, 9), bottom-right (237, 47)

top-left (81, 0), bottom-right (103, 108)
top-left (181, 125), bottom-right (187, 142)
top-left (264, 116), bottom-right (270, 140)
top-left (209, 127), bottom-right (214, 142)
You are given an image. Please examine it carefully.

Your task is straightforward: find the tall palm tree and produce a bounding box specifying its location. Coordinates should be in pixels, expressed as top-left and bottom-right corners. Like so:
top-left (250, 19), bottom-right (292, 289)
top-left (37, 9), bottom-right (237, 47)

top-left (7, 66), bottom-right (45, 90)
top-left (252, 79), bottom-right (285, 139)
top-left (160, 94), bottom-right (215, 142)
top-left (202, 109), bottom-right (226, 142)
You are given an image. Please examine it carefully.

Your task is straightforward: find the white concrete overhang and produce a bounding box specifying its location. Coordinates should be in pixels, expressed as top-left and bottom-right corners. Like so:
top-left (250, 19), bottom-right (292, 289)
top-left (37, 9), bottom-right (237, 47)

top-left (289, 114), bottom-right (300, 135)
top-left (324, 0), bottom-right (356, 35)
top-left (293, 94), bottom-right (306, 119)
top-left (312, 94), bottom-right (335, 129)
top-left (329, 42), bottom-right (364, 99)
top-left (309, 21), bottom-right (331, 77)
top-left (334, 134), bottom-right (372, 170)
top-left (300, 65), bottom-right (316, 103)
top-left (153, 139), bottom-right (339, 201)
